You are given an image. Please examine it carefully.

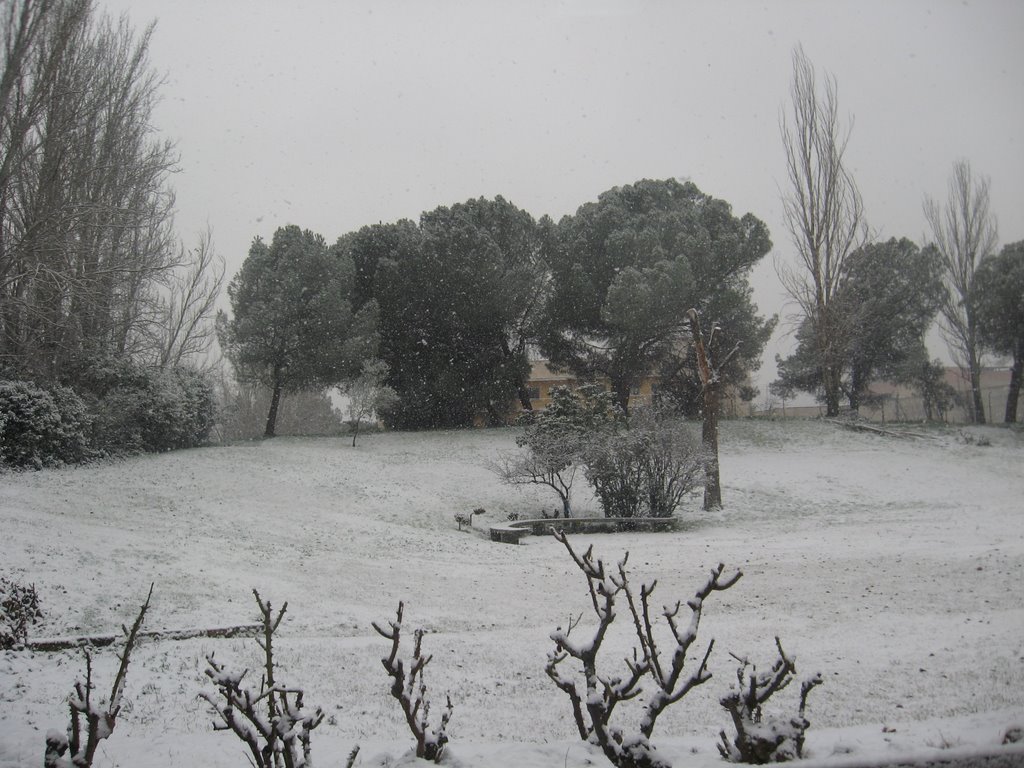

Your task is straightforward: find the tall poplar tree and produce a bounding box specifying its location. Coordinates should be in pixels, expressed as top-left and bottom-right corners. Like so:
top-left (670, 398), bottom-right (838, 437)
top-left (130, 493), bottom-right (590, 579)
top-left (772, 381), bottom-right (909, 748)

top-left (778, 45), bottom-right (868, 417)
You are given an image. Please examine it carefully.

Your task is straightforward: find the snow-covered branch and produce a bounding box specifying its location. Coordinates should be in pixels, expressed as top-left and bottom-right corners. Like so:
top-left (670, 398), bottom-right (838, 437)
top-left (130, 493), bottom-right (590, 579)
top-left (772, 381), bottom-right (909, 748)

top-left (201, 590), bottom-right (324, 768)
top-left (718, 637), bottom-right (823, 763)
top-left (45, 584), bottom-right (153, 768)
top-left (547, 530), bottom-right (740, 768)
top-left (372, 601), bottom-right (454, 763)
top-left (625, 562), bottom-right (742, 739)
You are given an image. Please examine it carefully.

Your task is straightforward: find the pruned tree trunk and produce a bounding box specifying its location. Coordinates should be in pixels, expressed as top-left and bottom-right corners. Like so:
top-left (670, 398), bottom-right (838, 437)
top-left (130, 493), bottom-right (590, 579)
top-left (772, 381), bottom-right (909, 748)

top-left (201, 591), bottom-right (324, 768)
top-left (45, 585), bottom-right (153, 768)
top-left (372, 602), bottom-right (453, 763)
top-left (546, 529), bottom-right (741, 768)
top-left (701, 393), bottom-right (722, 509)
top-left (687, 309), bottom-right (723, 510)
top-left (718, 637), bottom-right (823, 764)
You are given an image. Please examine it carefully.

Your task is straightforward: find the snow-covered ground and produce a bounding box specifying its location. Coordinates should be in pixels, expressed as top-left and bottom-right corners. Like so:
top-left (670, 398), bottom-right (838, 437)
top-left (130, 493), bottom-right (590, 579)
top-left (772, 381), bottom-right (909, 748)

top-left (1, 420), bottom-right (1022, 767)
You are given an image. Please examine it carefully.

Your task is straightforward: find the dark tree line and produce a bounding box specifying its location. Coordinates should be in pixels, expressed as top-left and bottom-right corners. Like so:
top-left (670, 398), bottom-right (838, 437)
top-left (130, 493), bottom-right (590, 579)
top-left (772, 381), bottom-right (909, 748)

top-left (221, 181), bottom-right (780, 434)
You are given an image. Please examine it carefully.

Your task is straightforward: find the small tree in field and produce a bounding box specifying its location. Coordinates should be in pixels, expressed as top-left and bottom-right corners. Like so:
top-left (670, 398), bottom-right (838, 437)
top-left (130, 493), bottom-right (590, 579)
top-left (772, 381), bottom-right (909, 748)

top-left (344, 359), bottom-right (399, 446)
top-left (490, 384), bottom-right (621, 517)
top-left (546, 530), bottom-right (741, 768)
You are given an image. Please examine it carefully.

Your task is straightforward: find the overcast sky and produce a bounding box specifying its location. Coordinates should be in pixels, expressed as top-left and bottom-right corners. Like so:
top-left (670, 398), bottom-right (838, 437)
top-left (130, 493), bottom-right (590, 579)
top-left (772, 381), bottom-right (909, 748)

top-left (102, 0), bottom-right (1024, 394)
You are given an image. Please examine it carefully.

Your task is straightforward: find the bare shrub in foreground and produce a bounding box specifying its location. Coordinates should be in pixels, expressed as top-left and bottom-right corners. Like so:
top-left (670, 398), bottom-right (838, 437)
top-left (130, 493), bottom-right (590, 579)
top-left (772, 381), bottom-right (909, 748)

top-left (718, 637), bottom-right (823, 763)
top-left (44, 585), bottom-right (152, 768)
top-left (372, 601), bottom-right (453, 763)
top-left (0, 576), bottom-right (42, 648)
top-left (201, 590), bottom-right (325, 768)
top-left (546, 529), bottom-right (741, 768)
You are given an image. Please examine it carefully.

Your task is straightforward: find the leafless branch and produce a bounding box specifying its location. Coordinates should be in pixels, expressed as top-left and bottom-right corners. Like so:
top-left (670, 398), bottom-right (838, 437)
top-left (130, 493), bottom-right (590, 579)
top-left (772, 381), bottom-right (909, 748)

top-left (372, 601), bottom-right (453, 763)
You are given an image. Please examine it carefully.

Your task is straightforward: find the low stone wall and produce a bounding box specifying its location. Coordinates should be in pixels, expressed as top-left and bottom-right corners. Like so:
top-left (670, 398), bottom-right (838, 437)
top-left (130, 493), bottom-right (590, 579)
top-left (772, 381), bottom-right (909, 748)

top-left (489, 515), bottom-right (677, 544)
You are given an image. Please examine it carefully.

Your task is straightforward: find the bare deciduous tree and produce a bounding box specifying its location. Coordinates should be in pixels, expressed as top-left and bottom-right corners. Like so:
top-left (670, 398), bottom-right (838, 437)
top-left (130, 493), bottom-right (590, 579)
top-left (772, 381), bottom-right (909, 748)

top-left (778, 44), bottom-right (868, 417)
top-left (487, 444), bottom-right (579, 518)
top-left (1, 2), bottom-right (181, 381)
top-left (924, 160), bottom-right (999, 424)
top-left (148, 228), bottom-right (226, 369)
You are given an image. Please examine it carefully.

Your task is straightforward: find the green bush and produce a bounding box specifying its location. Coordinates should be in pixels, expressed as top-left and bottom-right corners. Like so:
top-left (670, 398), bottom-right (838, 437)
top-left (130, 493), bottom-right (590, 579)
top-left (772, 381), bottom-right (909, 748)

top-left (0, 381), bottom-right (91, 469)
top-left (88, 364), bottom-right (215, 455)
top-left (584, 403), bottom-right (704, 519)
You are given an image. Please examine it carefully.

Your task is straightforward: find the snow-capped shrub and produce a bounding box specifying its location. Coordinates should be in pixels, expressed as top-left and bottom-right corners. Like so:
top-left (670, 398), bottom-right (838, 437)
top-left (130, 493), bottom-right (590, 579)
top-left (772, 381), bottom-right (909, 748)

top-left (0, 380), bottom-right (91, 469)
top-left (45, 586), bottom-right (152, 768)
top-left (718, 638), bottom-right (823, 764)
top-left (373, 601), bottom-right (454, 763)
top-left (584, 402), bottom-right (705, 519)
top-left (84, 362), bottom-right (215, 455)
top-left (0, 577), bottom-right (42, 648)
top-left (546, 529), bottom-right (741, 768)
top-left (201, 590), bottom-right (326, 768)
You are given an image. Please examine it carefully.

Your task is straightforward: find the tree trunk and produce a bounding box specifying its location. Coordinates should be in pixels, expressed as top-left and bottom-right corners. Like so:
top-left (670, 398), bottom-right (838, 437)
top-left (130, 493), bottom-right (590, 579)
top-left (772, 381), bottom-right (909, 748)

top-left (702, 382), bottom-right (722, 510)
top-left (968, 355), bottom-right (986, 425)
top-left (264, 370), bottom-right (283, 438)
top-left (517, 384), bottom-right (535, 412)
top-left (823, 364), bottom-right (841, 417)
top-left (686, 309), bottom-right (722, 511)
top-left (848, 366), bottom-right (862, 414)
top-left (560, 493), bottom-right (572, 519)
top-left (1006, 342), bottom-right (1023, 424)
top-left (502, 338), bottom-right (534, 411)
top-left (610, 375), bottom-right (632, 416)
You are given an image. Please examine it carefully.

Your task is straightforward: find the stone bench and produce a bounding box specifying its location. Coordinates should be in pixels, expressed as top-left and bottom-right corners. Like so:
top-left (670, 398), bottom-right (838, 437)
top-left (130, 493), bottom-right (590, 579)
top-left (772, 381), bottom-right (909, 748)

top-left (489, 515), bottom-right (677, 544)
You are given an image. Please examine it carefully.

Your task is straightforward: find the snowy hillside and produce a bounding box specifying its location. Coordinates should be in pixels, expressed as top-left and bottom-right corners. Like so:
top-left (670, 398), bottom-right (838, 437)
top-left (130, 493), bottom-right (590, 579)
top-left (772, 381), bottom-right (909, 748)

top-left (1, 420), bottom-right (1022, 767)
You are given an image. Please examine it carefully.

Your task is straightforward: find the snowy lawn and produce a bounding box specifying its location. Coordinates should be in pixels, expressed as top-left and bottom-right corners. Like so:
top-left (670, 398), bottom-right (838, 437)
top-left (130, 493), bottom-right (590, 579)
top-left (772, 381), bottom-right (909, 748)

top-left (1, 420), bottom-right (1022, 767)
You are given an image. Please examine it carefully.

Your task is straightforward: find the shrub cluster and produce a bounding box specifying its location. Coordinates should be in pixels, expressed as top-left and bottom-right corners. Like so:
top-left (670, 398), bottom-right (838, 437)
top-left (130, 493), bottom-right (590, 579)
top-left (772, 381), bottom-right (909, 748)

top-left (0, 357), bottom-right (215, 469)
top-left (0, 381), bottom-right (90, 468)
top-left (500, 385), bottom-right (705, 519)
